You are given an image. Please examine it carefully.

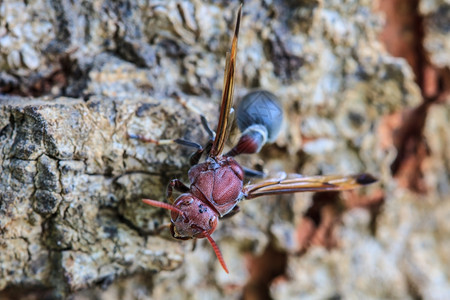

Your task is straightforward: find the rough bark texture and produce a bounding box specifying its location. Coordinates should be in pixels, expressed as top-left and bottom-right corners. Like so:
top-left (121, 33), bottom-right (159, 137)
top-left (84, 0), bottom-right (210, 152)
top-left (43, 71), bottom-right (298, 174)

top-left (0, 0), bottom-right (449, 299)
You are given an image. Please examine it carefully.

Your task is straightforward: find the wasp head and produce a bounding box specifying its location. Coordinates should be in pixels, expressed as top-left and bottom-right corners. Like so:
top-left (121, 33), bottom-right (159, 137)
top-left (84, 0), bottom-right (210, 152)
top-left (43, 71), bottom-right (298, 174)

top-left (169, 194), bottom-right (219, 239)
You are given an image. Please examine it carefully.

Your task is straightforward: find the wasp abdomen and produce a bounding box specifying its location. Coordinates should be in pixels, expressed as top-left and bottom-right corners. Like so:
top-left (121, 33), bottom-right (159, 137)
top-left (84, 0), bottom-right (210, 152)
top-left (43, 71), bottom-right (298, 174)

top-left (228, 90), bottom-right (283, 156)
top-left (237, 90), bottom-right (283, 141)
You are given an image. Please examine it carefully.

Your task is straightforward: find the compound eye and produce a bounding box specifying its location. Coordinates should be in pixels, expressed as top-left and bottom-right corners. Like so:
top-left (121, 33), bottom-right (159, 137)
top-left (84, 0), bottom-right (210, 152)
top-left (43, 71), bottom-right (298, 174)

top-left (181, 198), bottom-right (194, 206)
top-left (209, 215), bottom-right (218, 228)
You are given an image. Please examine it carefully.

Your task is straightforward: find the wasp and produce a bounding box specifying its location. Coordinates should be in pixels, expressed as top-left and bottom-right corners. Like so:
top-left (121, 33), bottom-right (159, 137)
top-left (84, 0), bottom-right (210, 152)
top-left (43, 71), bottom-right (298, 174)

top-left (133, 4), bottom-right (376, 273)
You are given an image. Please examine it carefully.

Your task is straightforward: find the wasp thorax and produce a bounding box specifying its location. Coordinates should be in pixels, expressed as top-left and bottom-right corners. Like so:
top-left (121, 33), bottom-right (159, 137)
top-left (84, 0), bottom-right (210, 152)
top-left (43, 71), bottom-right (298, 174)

top-left (170, 194), bottom-right (219, 239)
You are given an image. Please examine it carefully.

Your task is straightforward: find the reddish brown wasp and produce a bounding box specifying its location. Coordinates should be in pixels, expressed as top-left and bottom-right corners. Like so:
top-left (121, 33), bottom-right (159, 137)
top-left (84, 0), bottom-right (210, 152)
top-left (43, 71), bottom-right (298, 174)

top-left (133, 5), bottom-right (376, 273)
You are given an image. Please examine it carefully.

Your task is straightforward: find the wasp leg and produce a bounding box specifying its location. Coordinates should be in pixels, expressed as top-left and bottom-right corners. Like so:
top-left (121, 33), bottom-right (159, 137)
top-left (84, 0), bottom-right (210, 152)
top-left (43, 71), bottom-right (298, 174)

top-left (127, 133), bottom-right (172, 144)
top-left (128, 133), bottom-right (202, 148)
top-left (189, 139), bottom-right (214, 166)
top-left (130, 93), bottom-right (216, 162)
top-left (191, 238), bottom-right (197, 251)
top-left (167, 179), bottom-right (190, 203)
top-left (129, 131), bottom-right (210, 166)
top-left (200, 115), bottom-right (215, 140)
top-left (173, 92), bottom-right (216, 140)
top-left (220, 205), bottom-right (241, 219)
top-left (242, 166), bottom-right (266, 178)
top-left (128, 117), bottom-right (214, 166)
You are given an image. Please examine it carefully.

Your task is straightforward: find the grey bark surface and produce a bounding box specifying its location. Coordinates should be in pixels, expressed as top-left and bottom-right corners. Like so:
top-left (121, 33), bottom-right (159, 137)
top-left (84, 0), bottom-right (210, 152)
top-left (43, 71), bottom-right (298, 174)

top-left (0, 0), bottom-right (449, 299)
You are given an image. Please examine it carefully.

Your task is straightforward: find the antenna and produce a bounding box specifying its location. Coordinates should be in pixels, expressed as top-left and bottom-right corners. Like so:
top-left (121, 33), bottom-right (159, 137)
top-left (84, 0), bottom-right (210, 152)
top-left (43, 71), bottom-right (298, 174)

top-left (142, 199), bottom-right (185, 216)
top-left (203, 230), bottom-right (229, 273)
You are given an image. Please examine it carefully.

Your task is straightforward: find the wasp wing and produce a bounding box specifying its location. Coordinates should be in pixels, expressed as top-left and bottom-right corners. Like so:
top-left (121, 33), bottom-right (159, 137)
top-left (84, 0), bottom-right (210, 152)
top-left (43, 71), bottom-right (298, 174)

top-left (210, 4), bottom-right (242, 157)
top-left (243, 173), bottom-right (377, 199)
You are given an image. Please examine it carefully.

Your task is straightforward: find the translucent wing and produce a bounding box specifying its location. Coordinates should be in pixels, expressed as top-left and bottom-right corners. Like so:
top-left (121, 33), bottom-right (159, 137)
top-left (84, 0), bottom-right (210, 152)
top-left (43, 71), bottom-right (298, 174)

top-left (243, 173), bottom-right (377, 199)
top-left (210, 4), bottom-right (242, 157)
